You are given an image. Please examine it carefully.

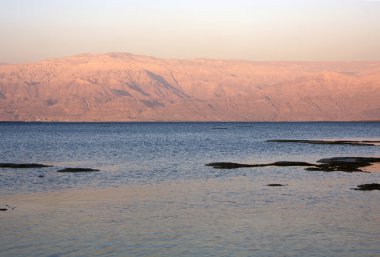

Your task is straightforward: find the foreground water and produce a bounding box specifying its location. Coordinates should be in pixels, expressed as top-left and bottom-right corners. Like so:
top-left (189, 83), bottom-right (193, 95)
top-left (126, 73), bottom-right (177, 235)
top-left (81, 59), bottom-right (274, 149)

top-left (1, 122), bottom-right (380, 257)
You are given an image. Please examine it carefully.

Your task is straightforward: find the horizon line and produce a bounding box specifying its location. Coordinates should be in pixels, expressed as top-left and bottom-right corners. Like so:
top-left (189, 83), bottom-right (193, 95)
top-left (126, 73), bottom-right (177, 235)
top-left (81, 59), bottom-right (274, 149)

top-left (2, 52), bottom-right (380, 65)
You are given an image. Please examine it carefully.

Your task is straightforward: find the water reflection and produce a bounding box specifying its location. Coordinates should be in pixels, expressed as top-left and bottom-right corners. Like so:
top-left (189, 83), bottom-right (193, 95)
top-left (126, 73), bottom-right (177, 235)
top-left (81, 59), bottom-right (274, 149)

top-left (1, 176), bottom-right (380, 257)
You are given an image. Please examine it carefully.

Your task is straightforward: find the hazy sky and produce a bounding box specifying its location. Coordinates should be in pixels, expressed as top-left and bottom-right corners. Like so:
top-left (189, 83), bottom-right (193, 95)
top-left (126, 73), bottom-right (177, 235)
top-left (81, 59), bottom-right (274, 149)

top-left (0, 0), bottom-right (380, 63)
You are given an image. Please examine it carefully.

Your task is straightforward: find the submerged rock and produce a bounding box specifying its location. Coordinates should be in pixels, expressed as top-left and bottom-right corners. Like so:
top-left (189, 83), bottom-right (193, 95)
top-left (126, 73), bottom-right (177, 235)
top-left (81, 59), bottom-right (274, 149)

top-left (305, 164), bottom-right (363, 172)
top-left (206, 162), bottom-right (258, 169)
top-left (207, 156), bottom-right (380, 173)
top-left (57, 168), bottom-right (100, 173)
top-left (0, 204), bottom-right (10, 211)
top-left (206, 161), bottom-right (315, 169)
top-left (318, 157), bottom-right (380, 164)
top-left (0, 163), bottom-right (52, 168)
top-left (267, 139), bottom-right (380, 147)
top-left (270, 161), bottom-right (315, 167)
top-left (352, 183), bottom-right (380, 191)
top-left (306, 157), bottom-right (380, 172)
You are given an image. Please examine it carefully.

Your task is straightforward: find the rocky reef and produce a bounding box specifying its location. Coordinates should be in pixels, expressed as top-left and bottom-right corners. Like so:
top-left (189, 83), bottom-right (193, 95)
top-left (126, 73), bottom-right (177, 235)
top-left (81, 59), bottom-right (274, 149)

top-left (267, 139), bottom-right (380, 147)
top-left (0, 163), bottom-right (52, 168)
top-left (206, 157), bottom-right (380, 173)
top-left (352, 183), bottom-right (380, 191)
top-left (57, 168), bottom-right (100, 173)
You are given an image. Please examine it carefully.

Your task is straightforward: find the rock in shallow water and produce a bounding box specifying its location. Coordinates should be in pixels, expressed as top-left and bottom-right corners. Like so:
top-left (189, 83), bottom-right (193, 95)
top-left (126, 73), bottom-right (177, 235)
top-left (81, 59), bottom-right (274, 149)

top-left (270, 161), bottom-right (315, 167)
top-left (318, 157), bottom-right (380, 164)
top-left (267, 139), bottom-right (380, 147)
top-left (206, 161), bottom-right (315, 169)
top-left (57, 168), bottom-right (100, 173)
top-left (0, 204), bottom-right (12, 211)
top-left (207, 157), bottom-right (380, 173)
top-left (352, 183), bottom-right (380, 191)
top-left (205, 162), bottom-right (258, 169)
top-left (306, 157), bottom-right (380, 172)
top-left (0, 163), bottom-right (52, 168)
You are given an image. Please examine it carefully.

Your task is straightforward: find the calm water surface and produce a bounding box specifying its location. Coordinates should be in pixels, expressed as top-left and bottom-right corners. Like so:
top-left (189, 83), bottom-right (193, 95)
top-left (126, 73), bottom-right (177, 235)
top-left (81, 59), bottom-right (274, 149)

top-left (0, 122), bottom-right (380, 257)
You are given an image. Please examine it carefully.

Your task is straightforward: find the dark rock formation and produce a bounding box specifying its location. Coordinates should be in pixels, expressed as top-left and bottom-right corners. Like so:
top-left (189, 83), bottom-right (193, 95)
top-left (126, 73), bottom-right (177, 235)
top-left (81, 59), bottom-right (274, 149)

top-left (267, 139), bottom-right (380, 147)
top-left (57, 168), bottom-right (100, 173)
top-left (0, 163), bottom-right (52, 168)
top-left (306, 157), bottom-right (380, 172)
top-left (0, 204), bottom-right (11, 211)
top-left (318, 157), bottom-right (380, 164)
top-left (352, 183), bottom-right (380, 191)
top-left (206, 161), bottom-right (315, 169)
top-left (207, 157), bottom-right (380, 173)
top-left (267, 184), bottom-right (286, 187)
top-left (271, 161), bottom-right (315, 167)
top-left (206, 162), bottom-right (258, 169)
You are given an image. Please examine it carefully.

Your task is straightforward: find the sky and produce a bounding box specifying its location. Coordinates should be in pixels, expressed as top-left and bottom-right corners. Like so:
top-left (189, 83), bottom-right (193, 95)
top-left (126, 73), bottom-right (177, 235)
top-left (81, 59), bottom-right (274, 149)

top-left (0, 0), bottom-right (380, 63)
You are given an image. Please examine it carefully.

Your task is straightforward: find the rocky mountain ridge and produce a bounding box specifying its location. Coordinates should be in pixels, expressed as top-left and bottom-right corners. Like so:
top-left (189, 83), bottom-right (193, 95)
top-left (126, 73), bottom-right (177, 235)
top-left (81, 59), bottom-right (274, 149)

top-left (0, 53), bottom-right (379, 121)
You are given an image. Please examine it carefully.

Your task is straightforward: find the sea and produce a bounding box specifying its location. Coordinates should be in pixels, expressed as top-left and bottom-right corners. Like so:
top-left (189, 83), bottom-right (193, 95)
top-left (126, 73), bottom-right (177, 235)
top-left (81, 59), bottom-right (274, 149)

top-left (0, 122), bottom-right (379, 257)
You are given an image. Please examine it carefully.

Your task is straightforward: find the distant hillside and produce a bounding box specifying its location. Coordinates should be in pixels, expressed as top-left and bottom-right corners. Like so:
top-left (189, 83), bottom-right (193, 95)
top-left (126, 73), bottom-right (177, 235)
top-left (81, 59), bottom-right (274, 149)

top-left (0, 53), bottom-right (379, 121)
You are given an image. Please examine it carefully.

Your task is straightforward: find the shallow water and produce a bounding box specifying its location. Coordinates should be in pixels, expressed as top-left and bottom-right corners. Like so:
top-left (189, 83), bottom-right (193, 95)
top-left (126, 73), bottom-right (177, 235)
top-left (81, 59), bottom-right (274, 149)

top-left (1, 122), bottom-right (380, 194)
top-left (1, 122), bottom-right (380, 257)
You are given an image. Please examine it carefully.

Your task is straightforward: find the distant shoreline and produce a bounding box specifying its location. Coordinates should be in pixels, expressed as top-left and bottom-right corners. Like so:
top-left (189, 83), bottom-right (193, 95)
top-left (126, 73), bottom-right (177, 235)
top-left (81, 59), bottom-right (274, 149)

top-left (1, 120), bottom-right (380, 123)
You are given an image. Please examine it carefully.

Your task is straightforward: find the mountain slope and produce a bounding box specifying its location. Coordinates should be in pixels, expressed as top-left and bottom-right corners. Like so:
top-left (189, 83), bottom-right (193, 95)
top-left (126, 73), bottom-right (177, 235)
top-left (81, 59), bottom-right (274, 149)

top-left (0, 53), bottom-right (379, 121)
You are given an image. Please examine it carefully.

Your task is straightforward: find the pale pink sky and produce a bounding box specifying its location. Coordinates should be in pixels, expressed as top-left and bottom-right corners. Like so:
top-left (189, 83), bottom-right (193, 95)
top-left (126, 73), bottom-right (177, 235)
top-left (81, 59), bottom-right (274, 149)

top-left (0, 0), bottom-right (380, 63)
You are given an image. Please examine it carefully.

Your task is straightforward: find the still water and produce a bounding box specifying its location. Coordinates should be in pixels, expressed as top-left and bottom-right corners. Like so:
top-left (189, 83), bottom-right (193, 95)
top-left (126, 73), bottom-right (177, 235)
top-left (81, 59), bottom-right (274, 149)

top-left (1, 122), bottom-right (380, 256)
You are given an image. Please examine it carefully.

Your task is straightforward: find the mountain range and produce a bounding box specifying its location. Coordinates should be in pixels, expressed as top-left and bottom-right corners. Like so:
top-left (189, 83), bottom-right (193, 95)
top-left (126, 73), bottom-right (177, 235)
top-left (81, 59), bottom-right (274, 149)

top-left (0, 53), bottom-right (379, 121)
